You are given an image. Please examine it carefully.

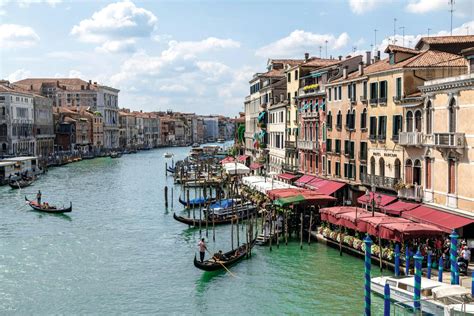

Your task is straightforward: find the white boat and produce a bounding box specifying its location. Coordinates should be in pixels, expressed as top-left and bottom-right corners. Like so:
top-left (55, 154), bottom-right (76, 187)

top-left (371, 275), bottom-right (474, 315)
top-left (217, 138), bottom-right (225, 143)
top-left (163, 153), bottom-right (174, 158)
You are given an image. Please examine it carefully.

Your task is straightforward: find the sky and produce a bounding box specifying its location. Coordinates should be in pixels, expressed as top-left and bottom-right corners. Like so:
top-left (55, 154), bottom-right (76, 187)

top-left (1, 0), bottom-right (474, 117)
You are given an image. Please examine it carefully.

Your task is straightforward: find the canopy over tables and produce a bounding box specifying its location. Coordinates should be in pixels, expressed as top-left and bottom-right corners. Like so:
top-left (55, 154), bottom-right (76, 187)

top-left (357, 215), bottom-right (411, 236)
top-left (379, 222), bottom-right (444, 242)
top-left (294, 175), bottom-right (316, 187)
top-left (268, 188), bottom-right (336, 206)
top-left (249, 162), bottom-right (264, 170)
top-left (277, 173), bottom-right (300, 181)
top-left (223, 162), bottom-right (250, 175)
top-left (357, 192), bottom-right (397, 207)
top-left (274, 195), bottom-right (306, 207)
top-left (336, 208), bottom-right (384, 231)
top-left (220, 156), bottom-right (235, 164)
top-left (242, 176), bottom-right (296, 194)
top-left (381, 200), bottom-right (419, 216)
top-left (320, 207), bottom-right (359, 225)
top-left (305, 178), bottom-right (346, 195)
top-left (401, 205), bottom-right (474, 233)
top-left (236, 155), bottom-right (249, 162)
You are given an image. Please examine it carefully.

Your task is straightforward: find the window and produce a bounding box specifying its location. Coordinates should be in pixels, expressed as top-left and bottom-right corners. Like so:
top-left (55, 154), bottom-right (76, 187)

top-left (392, 115), bottom-right (402, 141)
top-left (338, 86), bottom-right (342, 100)
top-left (370, 157), bottom-right (376, 175)
top-left (348, 84), bottom-right (352, 99)
top-left (413, 159), bottom-right (422, 185)
top-left (394, 159), bottom-right (401, 180)
top-left (335, 162), bottom-right (341, 177)
top-left (335, 139), bottom-right (341, 154)
top-left (287, 93), bottom-right (291, 103)
top-left (326, 111), bottom-right (332, 128)
top-left (295, 70), bottom-right (299, 80)
top-left (389, 53), bottom-right (395, 65)
top-left (379, 81), bottom-right (388, 100)
top-left (414, 110), bottom-right (422, 132)
top-left (426, 101), bottom-right (433, 134)
top-left (406, 111), bottom-right (413, 132)
top-left (361, 108), bottom-right (367, 129)
top-left (405, 160), bottom-right (413, 184)
top-left (287, 73), bottom-right (291, 83)
top-left (336, 111), bottom-right (342, 129)
top-left (448, 159), bottom-right (455, 193)
top-left (328, 88), bottom-right (332, 101)
top-left (326, 139), bottom-right (332, 152)
top-left (370, 82), bottom-right (378, 100)
top-left (378, 116), bottom-right (387, 140)
top-left (449, 98), bottom-right (456, 133)
top-left (425, 158), bottom-right (432, 189)
top-left (327, 160), bottom-right (332, 175)
top-left (369, 116), bottom-right (377, 139)
top-left (396, 78), bottom-right (402, 99)
top-left (379, 158), bottom-right (385, 177)
top-left (363, 81), bottom-right (367, 99)
top-left (359, 142), bottom-right (367, 160)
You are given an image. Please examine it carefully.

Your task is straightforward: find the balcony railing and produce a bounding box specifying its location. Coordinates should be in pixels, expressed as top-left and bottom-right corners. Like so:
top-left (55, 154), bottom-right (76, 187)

top-left (350, 98), bottom-right (357, 105)
top-left (398, 185), bottom-right (423, 202)
top-left (358, 151), bottom-right (368, 162)
top-left (369, 98), bottom-right (378, 105)
top-left (433, 133), bottom-right (465, 148)
top-left (360, 173), bottom-right (400, 191)
top-left (378, 97), bottom-right (387, 105)
top-left (297, 140), bottom-right (318, 151)
top-left (301, 111), bottom-right (318, 119)
top-left (399, 132), bottom-right (423, 146)
top-left (285, 141), bottom-right (296, 149)
top-left (281, 163), bottom-right (299, 174)
top-left (360, 96), bottom-right (368, 103)
top-left (377, 134), bottom-right (386, 142)
top-left (0, 136), bottom-right (7, 142)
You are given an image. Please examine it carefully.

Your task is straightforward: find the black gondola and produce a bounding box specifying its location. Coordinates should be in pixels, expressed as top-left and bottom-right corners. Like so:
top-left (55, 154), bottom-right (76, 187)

top-left (166, 166), bottom-right (175, 173)
top-left (25, 196), bottom-right (72, 213)
top-left (178, 196), bottom-right (216, 208)
top-left (173, 212), bottom-right (252, 226)
top-left (9, 178), bottom-right (34, 189)
top-left (193, 239), bottom-right (256, 271)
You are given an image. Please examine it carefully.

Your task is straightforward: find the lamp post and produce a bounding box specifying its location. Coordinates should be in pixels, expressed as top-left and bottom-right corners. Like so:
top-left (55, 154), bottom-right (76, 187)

top-left (365, 186), bottom-right (382, 217)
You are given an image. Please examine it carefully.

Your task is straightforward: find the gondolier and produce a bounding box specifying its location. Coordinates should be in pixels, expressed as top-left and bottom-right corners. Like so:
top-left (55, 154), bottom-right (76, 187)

top-left (198, 238), bottom-right (207, 263)
top-left (36, 190), bottom-right (42, 205)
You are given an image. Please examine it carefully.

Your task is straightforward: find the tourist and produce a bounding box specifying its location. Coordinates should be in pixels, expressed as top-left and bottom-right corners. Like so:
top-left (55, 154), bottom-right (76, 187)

top-left (213, 250), bottom-right (227, 261)
top-left (36, 190), bottom-right (42, 205)
top-left (198, 238), bottom-right (207, 262)
top-left (461, 246), bottom-right (471, 265)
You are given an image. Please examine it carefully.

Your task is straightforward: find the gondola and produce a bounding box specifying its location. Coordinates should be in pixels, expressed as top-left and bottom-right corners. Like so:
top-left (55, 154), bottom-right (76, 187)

top-left (178, 196), bottom-right (215, 208)
top-left (9, 178), bottom-right (35, 189)
top-left (25, 196), bottom-right (72, 213)
top-left (167, 166), bottom-right (175, 173)
top-left (193, 239), bottom-right (256, 272)
top-left (173, 212), bottom-right (252, 226)
top-left (110, 152), bottom-right (122, 159)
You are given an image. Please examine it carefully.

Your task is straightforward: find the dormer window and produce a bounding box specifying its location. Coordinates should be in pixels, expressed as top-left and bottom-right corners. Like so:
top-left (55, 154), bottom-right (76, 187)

top-left (389, 53), bottom-right (395, 65)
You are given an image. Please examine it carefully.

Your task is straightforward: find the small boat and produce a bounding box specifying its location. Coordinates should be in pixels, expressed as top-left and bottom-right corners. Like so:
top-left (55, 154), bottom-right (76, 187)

top-left (178, 196), bottom-right (216, 208)
top-left (173, 212), bottom-right (253, 226)
top-left (167, 166), bottom-right (175, 173)
top-left (110, 151), bottom-right (122, 159)
top-left (192, 143), bottom-right (200, 148)
top-left (163, 152), bottom-right (174, 158)
top-left (217, 138), bottom-right (225, 143)
top-left (193, 239), bottom-right (256, 272)
top-left (25, 196), bottom-right (72, 213)
top-left (371, 275), bottom-right (474, 315)
top-left (9, 177), bottom-right (35, 189)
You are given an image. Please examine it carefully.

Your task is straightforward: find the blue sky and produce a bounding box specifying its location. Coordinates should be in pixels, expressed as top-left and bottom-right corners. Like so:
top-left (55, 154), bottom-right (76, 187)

top-left (1, 0), bottom-right (473, 116)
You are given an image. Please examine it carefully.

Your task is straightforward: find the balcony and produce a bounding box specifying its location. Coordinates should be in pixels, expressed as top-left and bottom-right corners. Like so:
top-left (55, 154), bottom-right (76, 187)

top-left (297, 140), bottom-right (318, 151)
top-left (281, 163), bottom-right (299, 174)
top-left (398, 185), bottom-right (423, 202)
top-left (399, 132), bottom-right (423, 147)
top-left (358, 151), bottom-right (368, 162)
top-left (350, 97), bottom-right (357, 106)
top-left (369, 98), bottom-right (378, 106)
top-left (361, 173), bottom-right (400, 191)
top-left (298, 85), bottom-right (323, 97)
top-left (301, 111), bottom-right (318, 119)
top-left (433, 133), bottom-right (465, 149)
top-left (285, 141), bottom-right (296, 149)
top-left (377, 134), bottom-right (386, 142)
top-left (378, 97), bottom-right (387, 105)
top-left (360, 96), bottom-right (368, 104)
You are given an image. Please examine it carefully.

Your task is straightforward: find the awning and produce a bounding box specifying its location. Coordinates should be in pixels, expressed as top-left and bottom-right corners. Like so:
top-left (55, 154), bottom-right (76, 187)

top-left (294, 175), bottom-right (316, 187)
top-left (334, 208), bottom-right (376, 230)
top-left (306, 178), bottom-right (346, 195)
top-left (319, 207), bottom-right (357, 225)
top-left (401, 206), bottom-right (474, 233)
top-left (356, 215), bottom-right (410, 236)
top-left (237, 155), bottom-right (249, 162)
top-left (357, 192), bottom-right (397, 207)
top-left (223, 162), bottom-right (250, 175)
top-left (220, 156), bottom-right (235, 164)
top-left (274, 195), bottom-right (306, 207)
top-left (250, 162), bottom-right (263, 170)
top-left (379, 222), bottom-right (444, 242)
top-left (277, 173), bottom-right (299, 181)
top-left (267, 188), bottom-right (336, 204)
top-left (382, 200), bottom-right (419, 216)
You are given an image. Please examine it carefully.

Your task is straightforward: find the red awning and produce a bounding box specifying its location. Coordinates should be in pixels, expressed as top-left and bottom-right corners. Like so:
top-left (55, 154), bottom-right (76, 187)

top-left (249, 162), bottom-right (263, 170)
top-left (335, 208), bottom-right (377, 230)
top-left (306, 178), bottom-right (346, 195)
top-left (267, 188), bottom-right (336, 204)
top-left (379, 222), bottom-right (444, 242)
top-left (237, 155), bottom-right (249, 162)
top-left (294, 175), bottom-right (316, 187)
top-left (401, 206), bottom-right (474, 233)
top-left (382, 200), bottom-right (419, 216)
top-left (277, 173), bottom-right (299, 181)
top-left (356, 215), bottom-right (410, 236)
top-left (220, 156), bottom-right (235, 164)
top-left (320, 207), bottom-right (358, 225)
top-left (357, 192), bottom-right (397, 207)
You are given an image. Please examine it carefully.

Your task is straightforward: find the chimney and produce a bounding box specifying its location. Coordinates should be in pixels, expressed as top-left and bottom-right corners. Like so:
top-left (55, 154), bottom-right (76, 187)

top-left (338, 55), bottom-right (342, 61)
top-left (358, 62), bottom-right (364, 76)
top-left (89, 80), bottom-right (92, 84)
top-left (366, 51), bottom-right (371, 65)
top-left (30, 84), bottom-right (33, 90)
top-left (304, 52), bottom-right (309, 62)
top-left (57, 80), bottom-right (60, 87)
top-left (343, 66), bottom-right (348, 79)
top-left (374, 51), bottom-right (381, 62)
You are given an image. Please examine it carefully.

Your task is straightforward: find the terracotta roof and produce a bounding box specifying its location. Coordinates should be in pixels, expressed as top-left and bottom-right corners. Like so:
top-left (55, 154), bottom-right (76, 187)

top-left (14, 78), bottom-right (97, 92)
top-left (416, 35), bottom-right (474, 49)
top-left (302, 58), bottom-right (340, 67)
top-left (271, 59), bottom-right (304, 66)
top-left (384, 44), bottom-right (419, 55)
top-left (259, 69), bottom-right (285, 78)
top-left (405, 50), bottom-right (466, 68)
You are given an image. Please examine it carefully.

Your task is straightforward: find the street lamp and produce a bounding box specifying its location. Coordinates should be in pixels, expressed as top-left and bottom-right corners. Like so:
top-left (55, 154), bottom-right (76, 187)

top-left (365, 187), bottom-right (382, 217)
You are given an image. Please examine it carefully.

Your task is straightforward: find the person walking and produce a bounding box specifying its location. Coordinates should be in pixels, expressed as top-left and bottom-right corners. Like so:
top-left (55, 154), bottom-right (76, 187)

top-left (198, 238), bottom-right (207, 263)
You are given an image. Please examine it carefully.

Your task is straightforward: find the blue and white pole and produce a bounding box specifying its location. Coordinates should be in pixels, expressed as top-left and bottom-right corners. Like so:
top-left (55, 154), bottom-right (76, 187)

top-left (394, 244), bottom-right (400, 277)
top-left (405, 245), bottom-right (410, 276)
top-left (364, 235), bottom-right (373, 316)
top-left (427, 252), bottom-right (432, 279)
top-left (413, 250), bottom-right (423, 312)
top-left (383, 283), bottom-right (390, 316)
top-left (472, 272), bottom-right (474, 296)
top-left (450, 230), bottom-right (459, 285)
top-left (438, 257), bottom-right (443, 282)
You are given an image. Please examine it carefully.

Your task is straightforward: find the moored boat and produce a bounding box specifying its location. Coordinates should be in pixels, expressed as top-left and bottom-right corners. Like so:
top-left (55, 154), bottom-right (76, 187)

top-left (178, 196), bottom-right (216, 208)
top-left (163, 152), bottom-right (174, 158)
top-left (9, 177), bottom-right (35, 189)
top-left (173, 211), bottom-right (254, 226)
top-left (110, 151), bottom-right (122, 159)
top-left (193, 239), bottom-right (256, 272)
top-left (25, 196), bottom-right (72, 213)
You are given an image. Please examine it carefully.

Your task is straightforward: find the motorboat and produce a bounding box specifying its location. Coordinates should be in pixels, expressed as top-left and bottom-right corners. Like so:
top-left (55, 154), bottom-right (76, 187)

top-left (163, 152), bottom-right (174, 158)
top-left (371, 275), bottom-right (474, 315)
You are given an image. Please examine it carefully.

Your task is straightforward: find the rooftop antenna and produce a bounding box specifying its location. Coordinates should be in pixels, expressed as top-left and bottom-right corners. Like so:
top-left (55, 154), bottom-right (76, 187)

top-left (399, 26), bottom-right (405, 46)
top-left (393, 18), bottom-right (397, 44)
top-left (325, 40), bottom-right (328, 58)
top-left (319, 45), bottom-right (322, 58)
top-left (427, 28), bottom-right (432, 37)
top-left (374, 29), bottom-right (378, 53)
top-left (449, 0), bottom-right (455, 35)
top-left (353, 46), bottom-right (357, 53)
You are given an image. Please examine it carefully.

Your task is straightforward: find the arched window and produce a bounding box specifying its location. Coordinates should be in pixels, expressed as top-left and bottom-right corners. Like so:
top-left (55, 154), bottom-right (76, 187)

top-left (405, 160), bottom-right (413, 184)
top-left (449, 98), bottom-right (456, 133)
top-left (413, 159), bottom-right (422, 185)
top-left (336, 111), bottom-right (342, 128)
top-left (370, 157), bottom-right (376, 176)
top-left (326, 111), bottom-right (332, 128)
top-left (351, 110), bottom-right (356, 130)
top-left (360, 108), bottom-right (367, 129)
top-left (394, 158), bottom-right (401, 180)
top-left (379, 158), bottom-right (385, 178)
top-left (406, 111), bottom-right (413, 132)
top-left (414, 110), bottom-right (422, 132)
top-left (346, 109), bottom-right (350, 128)
top-left (426, 101), bottom-right (433, 134)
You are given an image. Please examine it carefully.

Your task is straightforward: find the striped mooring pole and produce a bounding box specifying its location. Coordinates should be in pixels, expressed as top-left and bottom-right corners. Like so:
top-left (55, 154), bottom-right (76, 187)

top-left (450, 230), bottom-right (459, 285)
top-left (427, 252), bottom-right (432, 279)
top-left (438, 256), bottom-right (444, 282)
top-left (413, 249), bottom-right (423, 312)
top-left (364, 235), bottom-right (373, 316)
top-left (472, 272), bottom-right (474, 296)
top-left (394, 244), bottom-right (400, 276)
top-left (405, 245), bottom-right (410, 276)
top-left (383, 283), bottom-right (390, 316)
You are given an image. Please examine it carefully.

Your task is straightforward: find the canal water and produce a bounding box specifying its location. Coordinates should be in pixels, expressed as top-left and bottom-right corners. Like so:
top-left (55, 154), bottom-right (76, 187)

top-left (0, 146), bottom-right (386, 314)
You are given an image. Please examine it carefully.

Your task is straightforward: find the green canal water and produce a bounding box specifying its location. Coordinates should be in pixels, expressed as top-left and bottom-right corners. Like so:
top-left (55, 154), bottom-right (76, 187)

top-left (0, 147), bottom-right (386, 314)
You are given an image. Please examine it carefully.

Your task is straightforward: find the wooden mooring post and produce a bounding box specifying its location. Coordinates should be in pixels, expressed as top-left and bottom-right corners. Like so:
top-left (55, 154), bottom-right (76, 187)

top-left (164, 186), bottom-right (169, 208)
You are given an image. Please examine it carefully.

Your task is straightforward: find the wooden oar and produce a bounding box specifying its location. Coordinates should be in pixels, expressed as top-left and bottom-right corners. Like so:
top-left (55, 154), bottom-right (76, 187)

top-left (204, 248), bottom-right (238, 278)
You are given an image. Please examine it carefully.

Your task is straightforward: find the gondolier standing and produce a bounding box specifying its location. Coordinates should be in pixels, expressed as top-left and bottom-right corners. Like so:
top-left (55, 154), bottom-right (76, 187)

top-left (198, 238), bottom-right (207, 263)
top-left (36, 190), bottom-right (42, 205)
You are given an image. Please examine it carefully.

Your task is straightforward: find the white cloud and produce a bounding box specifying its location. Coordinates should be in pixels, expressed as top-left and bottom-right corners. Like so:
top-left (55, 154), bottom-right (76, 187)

top-left (6, 68), bottom-right (31, 82)
top-left (96, 39), bottom-right (136, 53)
top-left (255, 30), bottom-right (350, 58)
top-left (68, 70), bottom-right (83, 78)
top-left (159, 84), bottom-right (188, 92)
top-left (406, 0), bottom-right (471, 16)
top-left (348, 0), bottom-right (391, 14)
top-left (0, 24), bottom-right (40, 48)
top-left (71, 1), bottom-right (158, 52)
top-left (17, 0), bottom-right (62, 8)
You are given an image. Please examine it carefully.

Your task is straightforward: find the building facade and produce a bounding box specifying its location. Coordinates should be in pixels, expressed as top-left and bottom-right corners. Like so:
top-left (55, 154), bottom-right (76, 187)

top-left (33, 95), bottom-right (55, 159)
